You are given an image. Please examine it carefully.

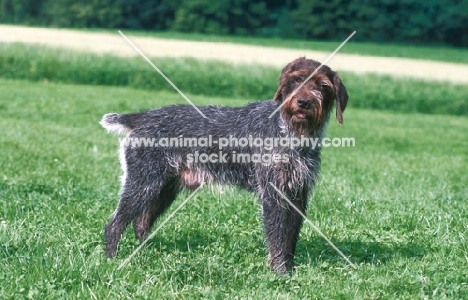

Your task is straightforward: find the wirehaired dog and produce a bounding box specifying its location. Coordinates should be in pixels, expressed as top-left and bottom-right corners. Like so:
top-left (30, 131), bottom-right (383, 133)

top-left (100, 57), bottom-right (348, 274)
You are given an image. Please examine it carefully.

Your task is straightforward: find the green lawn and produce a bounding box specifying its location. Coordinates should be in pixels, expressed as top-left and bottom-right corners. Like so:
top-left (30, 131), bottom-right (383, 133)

top-left (1, 78), bottom-right (467, 299)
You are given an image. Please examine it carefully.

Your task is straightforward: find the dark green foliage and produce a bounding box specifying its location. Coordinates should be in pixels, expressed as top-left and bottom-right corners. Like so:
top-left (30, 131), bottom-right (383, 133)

top-left (43, 0), bottom-right (123, 28)
top-left (290, 0), bottom-right (468, 46)
top-left (171, 0), bottom-right (269, 35)
top-left (0, 0), bottom-right (122, 27)
top-left (118, 0), bottom-right (175, 29)
top-left (1, 0), bottom-right (467, 46)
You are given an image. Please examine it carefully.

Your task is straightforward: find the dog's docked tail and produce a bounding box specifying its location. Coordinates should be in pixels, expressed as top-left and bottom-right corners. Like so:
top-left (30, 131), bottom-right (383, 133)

top-left (100, 113), bottom-right (134, 135)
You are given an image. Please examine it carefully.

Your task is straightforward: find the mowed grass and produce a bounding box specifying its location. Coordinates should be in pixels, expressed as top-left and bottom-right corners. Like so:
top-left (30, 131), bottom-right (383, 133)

top-left (0, 78), bottom-right (467, 299)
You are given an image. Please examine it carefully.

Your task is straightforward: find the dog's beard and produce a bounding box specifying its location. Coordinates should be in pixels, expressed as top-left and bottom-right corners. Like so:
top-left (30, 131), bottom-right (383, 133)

top-left (282, 103), bottom-right (323, 137)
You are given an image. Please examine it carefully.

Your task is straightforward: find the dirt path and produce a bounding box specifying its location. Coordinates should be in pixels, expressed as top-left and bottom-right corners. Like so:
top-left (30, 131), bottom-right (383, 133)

top-left (1, 25), bottom-right (468, 84)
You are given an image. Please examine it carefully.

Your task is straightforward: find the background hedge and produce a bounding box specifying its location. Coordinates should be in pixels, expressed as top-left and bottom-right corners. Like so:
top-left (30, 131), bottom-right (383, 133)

top-left (1, 0), bottom-right (467, 47)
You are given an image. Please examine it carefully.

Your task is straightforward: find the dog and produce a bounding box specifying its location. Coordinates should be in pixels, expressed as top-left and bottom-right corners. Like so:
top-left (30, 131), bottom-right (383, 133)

top-left (100, 57), bottom-right (348, 274)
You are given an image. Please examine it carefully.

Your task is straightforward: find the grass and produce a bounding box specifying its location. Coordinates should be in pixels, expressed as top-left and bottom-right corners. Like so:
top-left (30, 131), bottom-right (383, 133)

top-left (1, 43), bottom-right (467, 116)
top-left (1, 78), bottom-right (467, 299)
top-left (90, 28), bottom-right (468, 64)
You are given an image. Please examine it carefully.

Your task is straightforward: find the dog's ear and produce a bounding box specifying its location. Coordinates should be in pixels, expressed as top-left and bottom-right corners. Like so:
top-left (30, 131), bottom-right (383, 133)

top-left (273, 73), bottom-right (287, 103)
top-left (273, 62), bottom-right (295, 102)
top-left (333, 73), bottom-right (348, 124)
top-left (273, 84), bottom-right (283, 102)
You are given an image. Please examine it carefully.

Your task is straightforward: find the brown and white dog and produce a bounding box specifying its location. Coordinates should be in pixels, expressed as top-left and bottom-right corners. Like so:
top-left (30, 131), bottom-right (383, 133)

top-left (101, 57), bottom-right (348, 274)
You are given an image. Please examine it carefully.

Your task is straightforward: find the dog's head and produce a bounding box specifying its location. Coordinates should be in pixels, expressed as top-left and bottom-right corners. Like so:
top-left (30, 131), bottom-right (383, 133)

top-left (273, 57), bottom-right (348, 135)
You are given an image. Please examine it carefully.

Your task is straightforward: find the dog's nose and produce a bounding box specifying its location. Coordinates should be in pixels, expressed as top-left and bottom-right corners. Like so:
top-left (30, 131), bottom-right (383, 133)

top-left (297, 98), bottom-right (311, 109)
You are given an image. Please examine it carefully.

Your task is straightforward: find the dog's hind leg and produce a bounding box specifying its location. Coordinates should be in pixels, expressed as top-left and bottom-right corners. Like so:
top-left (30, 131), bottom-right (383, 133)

top-left (104, 181), bottom-right (161, 258)
top-left (132, 177), bottom-right (180, 242)
top-left (104, 152), bottom-right (176, 258)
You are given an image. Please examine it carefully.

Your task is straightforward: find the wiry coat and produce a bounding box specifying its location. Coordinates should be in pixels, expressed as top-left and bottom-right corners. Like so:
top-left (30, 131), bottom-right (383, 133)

top-left (101, 57), bottom-right (348, 274)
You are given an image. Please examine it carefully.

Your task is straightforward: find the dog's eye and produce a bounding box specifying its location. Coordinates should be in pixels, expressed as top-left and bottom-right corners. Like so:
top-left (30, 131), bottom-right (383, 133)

top-left (312, 90), bottom-right (322, 98)
top-left (294, 77), bottom-right (302, 83)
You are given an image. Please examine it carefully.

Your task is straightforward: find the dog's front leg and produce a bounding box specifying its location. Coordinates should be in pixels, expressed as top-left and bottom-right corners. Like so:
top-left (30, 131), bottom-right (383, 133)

top-left (261, 186), bottom-right (307, 274)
